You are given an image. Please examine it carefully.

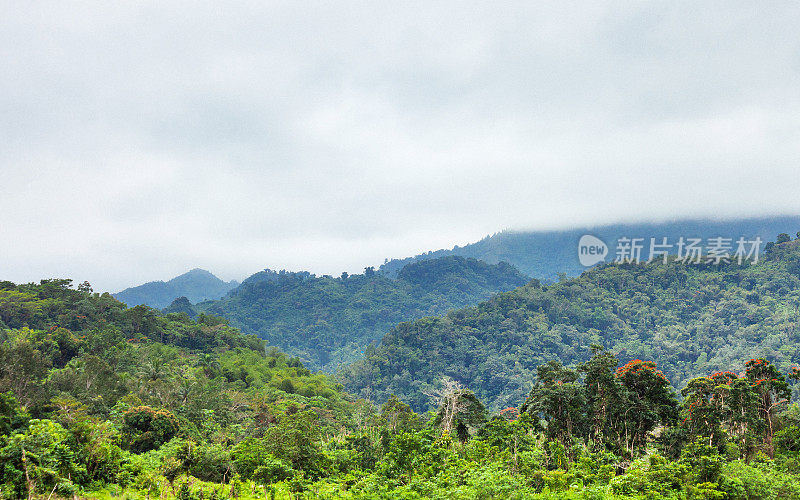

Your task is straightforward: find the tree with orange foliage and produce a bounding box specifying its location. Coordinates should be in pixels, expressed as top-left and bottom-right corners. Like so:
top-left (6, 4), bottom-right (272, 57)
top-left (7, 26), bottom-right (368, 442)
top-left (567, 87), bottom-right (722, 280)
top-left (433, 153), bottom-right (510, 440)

top-left (614, 358), bottom-right (678, 455)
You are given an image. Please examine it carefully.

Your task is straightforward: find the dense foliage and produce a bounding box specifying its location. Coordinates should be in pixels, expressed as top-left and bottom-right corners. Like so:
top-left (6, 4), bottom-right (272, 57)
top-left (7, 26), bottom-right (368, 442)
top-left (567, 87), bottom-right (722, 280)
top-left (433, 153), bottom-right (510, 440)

top-left (195, 256), bottom-right (530, 371)
top-left (6, 232), bottom-right (800, 498)
top-left (8, 251), bottom-right (800, 498)
top-left (5, 289), bottom-right (800, 500)
top-left (0, 279), bottom-right (366, 498)
top-left (343, 235), bottom-right (800, 411)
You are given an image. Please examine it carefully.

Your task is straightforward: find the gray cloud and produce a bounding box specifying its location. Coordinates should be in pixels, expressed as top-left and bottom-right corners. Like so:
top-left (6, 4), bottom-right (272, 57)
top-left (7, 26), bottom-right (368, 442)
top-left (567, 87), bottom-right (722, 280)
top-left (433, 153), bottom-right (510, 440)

top-left (2, 1), bottom-right (800, 291)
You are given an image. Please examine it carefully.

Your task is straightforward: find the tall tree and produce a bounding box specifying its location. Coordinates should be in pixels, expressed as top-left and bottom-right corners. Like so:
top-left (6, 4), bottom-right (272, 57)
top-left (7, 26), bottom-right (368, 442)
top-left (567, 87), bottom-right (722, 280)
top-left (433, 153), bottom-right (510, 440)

top-left (745, 358), bottom-right (790, 457)
top-left (579, 347), bottom-right (624, 449)
top-left (615, 359), bottom-right (678, 455)
top-left (521, 361), bottom-right (587, 449)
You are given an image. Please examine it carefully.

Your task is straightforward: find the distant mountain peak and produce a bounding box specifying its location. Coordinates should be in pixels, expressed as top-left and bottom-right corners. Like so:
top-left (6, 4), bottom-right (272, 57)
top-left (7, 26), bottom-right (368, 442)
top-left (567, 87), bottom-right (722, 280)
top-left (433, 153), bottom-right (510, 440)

top-left (113, 268), bottom-right (239, 309)
top-left (182, 268), bottom-right (214, 276)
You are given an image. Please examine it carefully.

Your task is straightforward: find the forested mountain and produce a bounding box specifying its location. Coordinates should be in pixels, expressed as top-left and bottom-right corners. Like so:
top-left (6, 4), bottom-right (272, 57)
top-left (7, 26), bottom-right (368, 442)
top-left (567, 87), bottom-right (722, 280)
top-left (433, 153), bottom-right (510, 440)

top-left (113, 268), bottom-right (239, 309)
top-left (195, 256), bottom-right (530, 372)
top-left (380, 215), bottom-right (800, 281)
top-left (6, 278), bottom-right (800, 498)
top-left (343, 233), bottom-right (800, 412)
top-left (0, 278), bottom-right (371, 498)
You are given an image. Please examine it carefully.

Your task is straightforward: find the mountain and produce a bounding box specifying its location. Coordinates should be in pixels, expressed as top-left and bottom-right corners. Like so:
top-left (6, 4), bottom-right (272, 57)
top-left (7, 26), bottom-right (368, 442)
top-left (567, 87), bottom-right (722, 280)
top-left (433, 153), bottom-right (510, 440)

top-left (6, 279), bottom-right (800, 498)
top-left (342, 233), bottom-right (800, 412)
top-left (0, 278), bottom-right (366, 495)
top-left (163, 296), bottom-right (198, 318)
top-left (196, 256), bottom-right (530, 371)
top-left (380, 215), bottom-right (800, 281)
top-left (113, 268), bottom-right (239, 309)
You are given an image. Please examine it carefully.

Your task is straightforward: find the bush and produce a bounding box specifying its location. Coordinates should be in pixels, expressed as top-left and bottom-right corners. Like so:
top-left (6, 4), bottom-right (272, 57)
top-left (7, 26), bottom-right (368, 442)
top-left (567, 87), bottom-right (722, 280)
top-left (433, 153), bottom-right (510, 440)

top-left (253, 456), bottom-right (294, 485)
top-left (610, 454), bottom-right (687, 496)
top-left (0, 419), bottom-right (85, 498)
top-left (681, 439), bottom-right (724, 484)
top-left (232, 437), bottom-right (271, 479)
top-left (721, 460), bottom-right (800, 500)
top-left (180, 441), bottom-right (234, 483)
top-left (122, 406), bottom-right (180, 453)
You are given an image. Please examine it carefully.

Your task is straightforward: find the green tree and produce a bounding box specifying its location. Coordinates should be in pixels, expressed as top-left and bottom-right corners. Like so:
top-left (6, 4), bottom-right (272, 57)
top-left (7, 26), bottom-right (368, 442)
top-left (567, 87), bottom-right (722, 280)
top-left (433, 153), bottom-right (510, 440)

top-left (122, 406), bottom-right (180, 453)
top-left (521, 361), bottom-right (586, 450)
top-left (0, 419), bottom-right (84, 498)
top-left (426, 378), bottom-right (487, 439)
top-left (380, 394), bottom-right (419, 435)
top-left (262, 410), bottom-right (323, 478)
top-left (0, 392), bottom-right (29, 438)
top-left (579, 347), bottom-right (624, 449)
top-left (0, 331), bottom-right (51, 409)
top-left (745, 358), bottom-right (790, 456)
top-left (682, 376), bottom-right (726, 449)
top-left (615, 359), bottom-right (678, 455)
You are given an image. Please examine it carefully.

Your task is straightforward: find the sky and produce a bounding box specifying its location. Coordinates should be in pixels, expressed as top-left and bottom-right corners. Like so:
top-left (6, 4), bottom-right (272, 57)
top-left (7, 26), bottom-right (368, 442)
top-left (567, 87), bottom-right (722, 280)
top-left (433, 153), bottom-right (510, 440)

top-left (2, 1), bottom-right (800, 292)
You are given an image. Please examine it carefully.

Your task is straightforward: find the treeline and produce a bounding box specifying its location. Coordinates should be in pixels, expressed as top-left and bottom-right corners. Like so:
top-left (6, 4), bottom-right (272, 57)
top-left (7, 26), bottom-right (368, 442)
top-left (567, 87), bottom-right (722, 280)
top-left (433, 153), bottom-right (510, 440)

top-left (342, 235), bottom-right (800, 411)
top-left (519, 349), bottom-right (798, 463)
top-left (194, 256), bottom-right (530, 371)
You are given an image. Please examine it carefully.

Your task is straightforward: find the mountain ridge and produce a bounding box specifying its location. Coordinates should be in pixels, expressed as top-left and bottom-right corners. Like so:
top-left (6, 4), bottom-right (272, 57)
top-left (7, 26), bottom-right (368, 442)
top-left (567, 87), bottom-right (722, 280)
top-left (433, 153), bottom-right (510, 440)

top-left (195, 256), bottom-right (531, 371)
top-left (343, 233), bottom-right (800, 412)
top-left (379, 215), bottom-right (800, 281)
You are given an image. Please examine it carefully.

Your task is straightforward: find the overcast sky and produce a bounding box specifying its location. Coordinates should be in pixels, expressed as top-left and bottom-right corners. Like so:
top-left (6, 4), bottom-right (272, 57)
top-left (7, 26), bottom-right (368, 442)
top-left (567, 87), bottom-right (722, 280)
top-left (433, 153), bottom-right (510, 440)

top-left (2, 2), bottom-right (800, 292)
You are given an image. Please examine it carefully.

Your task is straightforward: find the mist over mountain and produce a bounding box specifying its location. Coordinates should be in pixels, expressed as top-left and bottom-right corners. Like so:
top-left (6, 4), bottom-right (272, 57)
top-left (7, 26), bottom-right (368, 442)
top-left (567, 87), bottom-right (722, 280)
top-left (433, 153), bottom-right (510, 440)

top-left (380, 215), bottom-right (800, 281)
top-left (7, 0), bottom-right (800, 495)
top-left (113, 268), bottom-right (239, 309)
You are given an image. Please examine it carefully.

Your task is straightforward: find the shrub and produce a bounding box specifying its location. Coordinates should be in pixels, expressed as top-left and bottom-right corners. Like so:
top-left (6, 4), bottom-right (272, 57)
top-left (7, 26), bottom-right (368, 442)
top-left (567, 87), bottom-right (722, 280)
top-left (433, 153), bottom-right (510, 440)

top-left (122, 406), bottom-right (180, 453)
top-left (252, 456), bottom-right (294, 485)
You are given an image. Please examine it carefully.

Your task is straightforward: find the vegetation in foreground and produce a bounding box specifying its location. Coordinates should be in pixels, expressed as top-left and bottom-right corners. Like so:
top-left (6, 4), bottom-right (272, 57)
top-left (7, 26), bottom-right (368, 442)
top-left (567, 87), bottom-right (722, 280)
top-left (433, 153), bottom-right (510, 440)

top-left (5, 278), bottom-right (800, 498)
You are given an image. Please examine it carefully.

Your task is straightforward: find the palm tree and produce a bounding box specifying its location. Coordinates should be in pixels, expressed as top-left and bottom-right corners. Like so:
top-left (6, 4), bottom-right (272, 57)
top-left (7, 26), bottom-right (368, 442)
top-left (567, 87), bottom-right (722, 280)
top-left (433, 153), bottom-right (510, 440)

top-left (197, 353), bottom-right (221, 378)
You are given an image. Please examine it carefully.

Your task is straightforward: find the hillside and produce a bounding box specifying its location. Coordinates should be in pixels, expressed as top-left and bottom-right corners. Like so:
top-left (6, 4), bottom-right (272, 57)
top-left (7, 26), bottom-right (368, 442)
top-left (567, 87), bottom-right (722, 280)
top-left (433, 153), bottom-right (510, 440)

top-left (343, 234), bottom-right (800, 412)
top-left (380, 215), bottom-right (800, 281)
top-left (5, 277), bottom-right (800, 499)
top-left (0, 277), bottom-right (355, 428)
top-left (0, 278), bottom-right (381, 497)
top-left (113, 268), bottom-right (239, 309)
top-left (195, 256), bottom-right (530, 371)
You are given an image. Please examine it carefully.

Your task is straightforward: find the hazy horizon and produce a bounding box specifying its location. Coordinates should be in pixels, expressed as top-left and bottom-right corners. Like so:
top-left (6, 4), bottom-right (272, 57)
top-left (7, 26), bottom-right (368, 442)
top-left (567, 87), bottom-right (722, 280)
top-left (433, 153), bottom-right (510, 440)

top-left (3, 2), bottom-right (800, 292)
top-left (117, 212), bottom-right (800, 293)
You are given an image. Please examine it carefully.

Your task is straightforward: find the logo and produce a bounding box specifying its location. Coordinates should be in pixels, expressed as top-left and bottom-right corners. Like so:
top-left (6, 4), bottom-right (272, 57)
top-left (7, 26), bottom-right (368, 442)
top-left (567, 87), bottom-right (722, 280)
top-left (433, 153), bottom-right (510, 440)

top-left (578, 235), bottom-right (608, 267)
top-left (577, 235), bottom-right (762, 267)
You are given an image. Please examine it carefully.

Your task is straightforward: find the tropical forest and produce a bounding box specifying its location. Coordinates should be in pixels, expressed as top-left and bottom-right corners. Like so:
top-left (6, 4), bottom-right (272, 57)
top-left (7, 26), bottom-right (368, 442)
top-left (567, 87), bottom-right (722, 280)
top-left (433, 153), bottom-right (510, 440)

top-left (4, 233), bottom-right (800, 498)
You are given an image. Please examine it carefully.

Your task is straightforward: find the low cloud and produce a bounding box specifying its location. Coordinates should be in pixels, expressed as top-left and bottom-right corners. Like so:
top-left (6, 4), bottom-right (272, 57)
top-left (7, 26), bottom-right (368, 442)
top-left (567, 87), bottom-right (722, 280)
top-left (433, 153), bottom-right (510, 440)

top-left (2, 2), bottom-right (799, 291)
